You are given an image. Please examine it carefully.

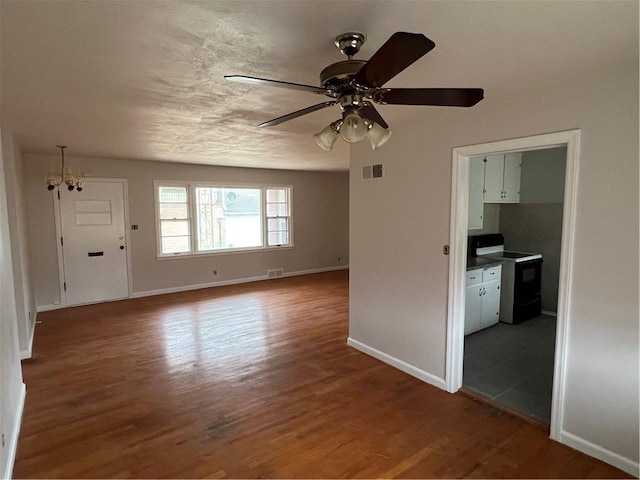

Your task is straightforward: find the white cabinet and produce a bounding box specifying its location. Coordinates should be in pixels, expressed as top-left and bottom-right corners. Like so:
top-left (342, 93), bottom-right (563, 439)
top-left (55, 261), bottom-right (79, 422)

top-left (464, 265), bottom-right (502, 335)
top-left (464, 271), bottom-right (483, 335)
top-left (482, 153), bottom-right (521, 203)
top-left (468, 156), bottom-right (485, 230)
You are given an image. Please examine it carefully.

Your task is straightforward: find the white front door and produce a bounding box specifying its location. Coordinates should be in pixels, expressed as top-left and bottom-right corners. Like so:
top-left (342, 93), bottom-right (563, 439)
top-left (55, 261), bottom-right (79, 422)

top-left (59, 180), bottom-right (129, 306)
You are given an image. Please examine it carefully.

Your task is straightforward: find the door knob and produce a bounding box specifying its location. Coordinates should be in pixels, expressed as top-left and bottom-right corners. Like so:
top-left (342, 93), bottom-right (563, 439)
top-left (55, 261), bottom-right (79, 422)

top-left (120, 245), bottom-right (125, 250)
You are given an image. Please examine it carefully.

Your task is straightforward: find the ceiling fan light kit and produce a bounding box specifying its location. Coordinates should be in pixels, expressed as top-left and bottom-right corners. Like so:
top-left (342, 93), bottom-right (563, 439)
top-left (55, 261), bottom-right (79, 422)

top-left (313, 121), bottom-right (340, 151)
top-left (225, 31), bottom-right (483, 152)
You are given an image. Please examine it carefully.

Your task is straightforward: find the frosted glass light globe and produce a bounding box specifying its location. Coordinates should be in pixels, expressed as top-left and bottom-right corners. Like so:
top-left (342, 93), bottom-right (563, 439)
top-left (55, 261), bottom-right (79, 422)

top-left (339, 112), bottom-right (368, 143)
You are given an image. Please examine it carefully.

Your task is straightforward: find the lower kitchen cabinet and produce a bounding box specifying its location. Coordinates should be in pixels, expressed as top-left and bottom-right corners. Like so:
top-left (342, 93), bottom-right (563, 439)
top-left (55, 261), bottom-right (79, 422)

top-left (465, 265), bottom-right (502, 335)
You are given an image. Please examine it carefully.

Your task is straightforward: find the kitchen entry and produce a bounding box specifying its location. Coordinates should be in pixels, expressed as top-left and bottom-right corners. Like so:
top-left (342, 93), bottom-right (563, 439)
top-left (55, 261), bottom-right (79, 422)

top-left (462, 147), bottom-right (566, 424)
top-left (445, 130), bottom-right (581, 441)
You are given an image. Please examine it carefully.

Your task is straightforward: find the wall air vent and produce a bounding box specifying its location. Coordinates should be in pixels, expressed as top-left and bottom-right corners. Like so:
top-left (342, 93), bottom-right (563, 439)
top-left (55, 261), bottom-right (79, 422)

top-left (267, 268), bottom-right (284, 278)
top-left (362, 164), bottom-right (384, 180)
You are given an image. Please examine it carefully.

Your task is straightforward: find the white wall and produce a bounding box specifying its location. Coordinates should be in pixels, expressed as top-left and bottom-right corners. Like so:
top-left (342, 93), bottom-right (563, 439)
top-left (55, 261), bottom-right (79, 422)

top-left (0, 127), bottom-right (26, 479)
top-left (2, 133), bottom-right (36, 357)
top-left (349, 62), bottom-right (638, 472)
top-left (23, 154), bottom-right (349, 307)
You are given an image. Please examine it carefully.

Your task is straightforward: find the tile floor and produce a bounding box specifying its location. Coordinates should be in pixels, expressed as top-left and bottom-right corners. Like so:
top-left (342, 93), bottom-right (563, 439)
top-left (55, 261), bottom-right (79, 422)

top-left (463, 314), bottom-right (556, 423)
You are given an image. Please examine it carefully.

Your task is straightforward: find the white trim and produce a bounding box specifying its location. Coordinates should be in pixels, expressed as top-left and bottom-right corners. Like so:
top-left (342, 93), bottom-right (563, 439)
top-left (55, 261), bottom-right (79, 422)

top-left (347, 338), bottom-right (447, 390)
top-left (155, 245), bottom-right (295, 261)
top-left (445, 147), bottom-right (468, 393)
top-left (36, 303), bottom-right (61, 312)
top-left (541, 309), bottom-right (558, 317)
top-left (446, 130), bottom-right (581, 442)
top-left (36, 265), bottom-right (348, 309)
top-left (560, 430), bottom-right (639, 477)
top-left (132, 274), bottom-right (269, 298)
top-left (128, 265), bottom-right (348, 300)
top-left (2, 383), bottom-right (26, 480)
top-left (549, 130), bottom-right (580, 442)
top-left (153, 181), bottom-right (294, 258)
top-left (52, 188), bottom-right (67, 306)
top-left (19, 313), bottom-right (37, 359)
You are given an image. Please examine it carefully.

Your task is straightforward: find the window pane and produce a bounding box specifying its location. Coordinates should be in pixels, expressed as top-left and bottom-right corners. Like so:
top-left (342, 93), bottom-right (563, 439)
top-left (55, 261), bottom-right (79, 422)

top-left (225, 216), bottom-right (262, 248)
top-left (268, 231), bottom-right (288, 246)
top-left (268, 218), bottom-right (288, 231)
top-left (159, 186), bottom-right (187, 203)
top-left (160, 203), bottom-right (188, 220)
top-left (162, 236), bottom-right (190, 254)
top-left (161, 220), bottom-right (189, 237)
top-left (267, 203), bottom-right (288, 217)
top-left (196, 187), bottom-right (262, 251)
top-left (223, 188), bottom-right (260, 213)
top-left (267, 188), bottom-right (286, 202)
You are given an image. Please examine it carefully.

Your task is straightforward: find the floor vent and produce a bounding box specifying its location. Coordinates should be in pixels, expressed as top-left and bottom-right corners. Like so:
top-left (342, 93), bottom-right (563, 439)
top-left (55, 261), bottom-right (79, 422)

top-left (267, 268), bottom-right (284, 278)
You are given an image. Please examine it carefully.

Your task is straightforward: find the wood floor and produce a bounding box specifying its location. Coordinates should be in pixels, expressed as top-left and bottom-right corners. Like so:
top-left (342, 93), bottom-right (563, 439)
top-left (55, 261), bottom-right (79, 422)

top-left (15, 271), bottom-right (631, 478)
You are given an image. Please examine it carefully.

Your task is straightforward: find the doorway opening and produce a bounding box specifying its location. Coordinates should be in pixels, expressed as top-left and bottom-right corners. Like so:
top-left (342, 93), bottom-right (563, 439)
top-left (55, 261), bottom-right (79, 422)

top-left (445, 130), bottom-right (581, 442)
top-left (463, 146), bottom-right (566, 424)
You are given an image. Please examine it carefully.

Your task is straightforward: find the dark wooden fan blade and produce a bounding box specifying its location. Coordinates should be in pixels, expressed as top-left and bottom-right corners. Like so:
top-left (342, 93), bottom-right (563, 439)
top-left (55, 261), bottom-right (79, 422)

top-left (258, 101), bottom-right (337, 127)
top-left (360, 103), bottom-right (389, 129)
top-left (354, 32), bottom-right (435, 88)
top-left (225, 75), bottom-right (330, 95)
top-left (374, 88), bottom-right (484, 107)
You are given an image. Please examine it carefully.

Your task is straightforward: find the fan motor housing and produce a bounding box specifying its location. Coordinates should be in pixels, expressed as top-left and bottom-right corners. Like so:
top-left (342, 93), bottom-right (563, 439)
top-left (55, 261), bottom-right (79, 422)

top-left (320, 60), bottom-right (366, 89)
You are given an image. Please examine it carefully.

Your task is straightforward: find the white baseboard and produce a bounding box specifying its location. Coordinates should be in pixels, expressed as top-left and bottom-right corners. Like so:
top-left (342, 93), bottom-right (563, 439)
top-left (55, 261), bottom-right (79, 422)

top-left (130, 265), bottom-right (349, 299)
top-left (347, 337), bottom-right (447, 391)
top-left (541, 309), bottom-right (558, 317)
top-left (2, 382), bottom-right (26, 480)
top-left (36, 303), bottom-right (61, 312)
top-left (19, 315), bottom-right (37, 360)
top-left (36, 266), bottom-right (349, 310)
top-left (560, 430), bottom-right (639, 477)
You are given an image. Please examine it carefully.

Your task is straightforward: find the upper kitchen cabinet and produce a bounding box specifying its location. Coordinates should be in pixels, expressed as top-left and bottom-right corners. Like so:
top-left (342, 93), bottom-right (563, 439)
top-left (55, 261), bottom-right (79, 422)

top-left (483, 153), bottom-right (522, 203)
top-left (468, 156), bottom-right (485, 230)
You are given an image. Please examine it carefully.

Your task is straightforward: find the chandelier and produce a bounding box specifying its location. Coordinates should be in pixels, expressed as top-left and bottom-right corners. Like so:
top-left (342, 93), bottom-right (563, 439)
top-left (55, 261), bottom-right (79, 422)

top-left (46, 145), bottom-right (84, 191)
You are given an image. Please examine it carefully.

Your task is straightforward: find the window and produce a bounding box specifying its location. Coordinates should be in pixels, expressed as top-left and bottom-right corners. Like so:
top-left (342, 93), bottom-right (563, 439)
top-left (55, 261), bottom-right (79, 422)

top-left (266, 187), bottom-right (290, 246)
top-left (155, 182), bottom-right (292, 257)
top-left (158, 186), bottom-right (191, 254)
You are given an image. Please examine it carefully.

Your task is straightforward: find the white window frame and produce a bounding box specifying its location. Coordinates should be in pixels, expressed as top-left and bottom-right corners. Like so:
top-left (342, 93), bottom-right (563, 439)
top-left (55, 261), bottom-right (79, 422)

top-left (265, 186), bottom-right (292, 247)
top-left (154, 180), bottom-right (293, 258)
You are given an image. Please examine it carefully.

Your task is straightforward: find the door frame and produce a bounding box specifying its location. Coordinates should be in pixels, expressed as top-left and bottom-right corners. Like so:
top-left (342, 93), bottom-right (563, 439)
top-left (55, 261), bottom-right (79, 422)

top-left (445, 129), bottom-right (581, 442)
top-left (53, 177), bottom-right (133, 307)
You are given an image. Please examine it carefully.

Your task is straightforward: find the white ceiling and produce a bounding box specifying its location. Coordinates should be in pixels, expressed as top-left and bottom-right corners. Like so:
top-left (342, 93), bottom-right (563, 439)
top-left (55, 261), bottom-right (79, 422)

top-left (1, 1), bottom-right (637, 171)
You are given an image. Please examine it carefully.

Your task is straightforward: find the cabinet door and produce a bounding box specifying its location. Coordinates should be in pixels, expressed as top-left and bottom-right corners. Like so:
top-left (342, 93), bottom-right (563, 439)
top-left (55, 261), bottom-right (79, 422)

top-left (503, 152), bottom-right (521, 203)
top-left (465, 284), bottom-right (483, 335)
top-left (483, 154), bottom-right (504, 202)
top-left (481, 279), bottom-right (501, 328)
top-left (468, 157), bottom-right (485, 230)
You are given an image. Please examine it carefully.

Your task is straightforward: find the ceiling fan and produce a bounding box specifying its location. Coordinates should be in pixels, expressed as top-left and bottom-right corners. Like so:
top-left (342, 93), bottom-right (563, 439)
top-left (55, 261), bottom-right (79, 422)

top-left (225, 32), bottom-right (484, 151)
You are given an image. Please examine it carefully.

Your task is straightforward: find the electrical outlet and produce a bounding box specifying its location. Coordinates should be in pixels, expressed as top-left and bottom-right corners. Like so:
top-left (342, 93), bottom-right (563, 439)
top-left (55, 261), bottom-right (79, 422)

top-left (213, 270), bottom-right (217, 275)
top-left (337, 256), bottom-right (341, 262)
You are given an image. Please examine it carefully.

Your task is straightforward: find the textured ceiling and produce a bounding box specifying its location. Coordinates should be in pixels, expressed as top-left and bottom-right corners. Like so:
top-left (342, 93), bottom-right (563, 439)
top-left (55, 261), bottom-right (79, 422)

top-left (1, 1), bottom-right (637, 171)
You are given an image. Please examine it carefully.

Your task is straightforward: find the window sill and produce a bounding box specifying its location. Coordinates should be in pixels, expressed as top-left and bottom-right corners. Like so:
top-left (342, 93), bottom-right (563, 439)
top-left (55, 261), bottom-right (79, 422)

top-left (157, 244), bottom-right (294, 260)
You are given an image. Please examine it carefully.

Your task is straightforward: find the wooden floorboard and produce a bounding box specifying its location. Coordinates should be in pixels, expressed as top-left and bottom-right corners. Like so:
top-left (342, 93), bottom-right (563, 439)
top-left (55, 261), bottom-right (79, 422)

top-left (14, 271), bottom-right (632, 478)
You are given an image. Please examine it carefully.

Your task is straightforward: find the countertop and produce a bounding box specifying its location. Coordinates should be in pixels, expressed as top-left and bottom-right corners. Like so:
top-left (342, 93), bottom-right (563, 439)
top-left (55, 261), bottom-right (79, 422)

top-left (466, 257), bottom-right (504, 271)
